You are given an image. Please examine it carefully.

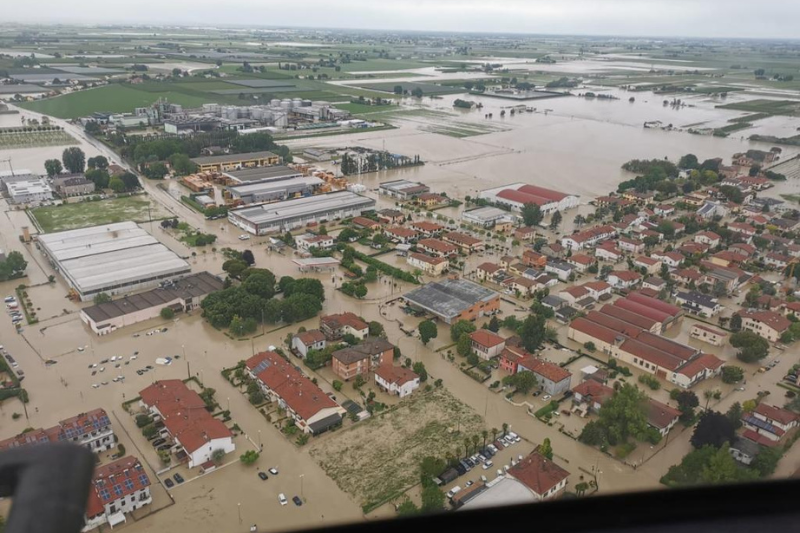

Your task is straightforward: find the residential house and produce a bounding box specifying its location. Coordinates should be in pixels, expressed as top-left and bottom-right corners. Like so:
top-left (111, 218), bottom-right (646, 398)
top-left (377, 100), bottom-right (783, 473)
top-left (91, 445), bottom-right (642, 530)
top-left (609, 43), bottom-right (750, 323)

top-left (376, 209), bottom-right (405, 224)
top-left (409, 220), bottom-right (445, 237)
top-left (319, 312), bottom-right (369, 341)
top-left (647, 399), bottom-right (681, 436)
top-left (672, 268), bottom-right (702, 287)
top-left (545, 259), bottom-right (575, 282)
top-left (676, 291), bottom-right (722, 317)
top-left (514, 226), bottom-right (537, 242)
top-left (541, 242), bottom-right (564, 258)
top-left (295, 234), bottom-right (335, 252)
top-left (567, 254), bottom-right (595, 273)
top-left (469, 330), bottom-right (507, 360)
top-left (418, 238), bottom-right (458, 258)
top-left (710, 250), bottom-right (748, 268)
top-left (374, 364), bottom-right (420, 397)
top-left (618, 236), bottom-right (645, 254)
top-left (0, 408), bottom-right (115, 454)
top-left (506, 276), bottom-right (538, 298)
top-left (642, 276), bottom-right (667, 293)
top-left (559, 286), bottom-right (590, 306)
top-left (560, 225), bottom-right (616, 250)
top-left (83, 457), bottom-right (152, 531)
top-left (765, 252), bottom-right (790, 271)
top-left (247, 351), bottom-right (345, 434)
top-left (541, 295), bottom-right (568, 311)
top-left (595, 242), bottom-right (624, 262)
top-left (607, 270), bottom-right (642, 289)
top-left (694, 231), bottom-right (721, 248)
top-left (728, 222), bottom-right (757, 239)
top-left (514, 352), bottom-right (572, 395)
top-left (651, 250), bottom-right (684, 269)
top-left (415, 193), bottom-right (448, 208)
top-left (522, 249), bottom-right (547, 269)
top-left (730, 437), bottom-right (760, 466)
top-left (672, 352), bottom-right (724, 389)
top-left (291, 329), bottom-right (326, 358)
top-left (139, 380), bottom-right (235, 468)
top-left (384, 226), bottom-right (418, 244)
top-left (739, 310), bottom-right (791, 342)
top-left (443, 231), bottom-right (484, 253)
top-left (571, 380), bottom-right (614, 413)
top-left (57, 176), bottom-right (95, 197)
top-left (507, 452), bottom-right (570, 501)
top-left (690, 324), bottom-right (727, 346)
top-left (331, 337), bottom-right (394, 381)
top-left (654, 204), bottom-right (675, 216)
top-left (351, 216), bottom-right (381, 231)
top-left (476, 262), bottom-right (502, 281)
top-left (634, 256), bottom-right (662, 275)
top-left (407, 252), bottom-right (448, 276)
top-left (743, 403), bottom-right (798, 443)
top-left (583, 281), bottom-right (613, 300)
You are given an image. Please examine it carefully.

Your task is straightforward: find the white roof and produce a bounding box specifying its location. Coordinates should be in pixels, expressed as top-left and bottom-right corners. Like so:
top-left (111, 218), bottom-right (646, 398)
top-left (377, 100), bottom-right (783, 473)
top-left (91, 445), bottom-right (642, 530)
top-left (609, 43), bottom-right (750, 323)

top-left (581, 365), bottom-right (599, 375)
top-left (38, 222), bottom-right (190, 294)
top-left (459, 477), bottom-right (537, 510)
top-left (292, 257), bottom-right (340, 267)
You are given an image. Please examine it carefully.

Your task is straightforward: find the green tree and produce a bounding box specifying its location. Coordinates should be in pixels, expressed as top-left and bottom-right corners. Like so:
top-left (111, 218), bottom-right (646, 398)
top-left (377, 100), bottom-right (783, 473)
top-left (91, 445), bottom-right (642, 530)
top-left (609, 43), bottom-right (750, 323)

top-left (678, 154), bottom-right (699, 169)
top-left (701, 445), bottom-right (745, 484)
top-left (120, 171), bottom-right (139, 190)
top-left (108, 176), bottom-right (125, 193)
top-left (419, 320), bottom-right (438, 345)
top-left (549, 211), bottom-right (562, 230)
top-left (690, 411), bottom-right (735, 449)
top-left (457, 334), bottom-right (472, 357)
top-left (539, 438), bottom-right (553, 460)
top-left (169, 153), bottom-right (198, 175)
top-left (397, 497), bottom-right (419, 516)
top-left (354, 284), bottom-right (368, 299)
top-left (676, 390), bottom-right (699, 423)
top-left (730, 331), bottom-right (769, 363)
top-left (751, 446), bottom-right (782, 477)
top-left (487, 316), bottom-right (501, 332)
top-left (62, 146), bottom-right (86, 173)
top-left (44, 158), bottom-right (62, 177)
top-left (240, 450), bottom-right (260, 465)
top-left (0, 251), bottom-right (27, 281)
top-left (450, 319), bottom-right (477, 342)
top-left (84, 168), bottom-right (109, 189)
top-left (412, 361), bottom-right (428, 382)
top-left (87, 155), bottom-right (109, 170)
top-left (721, 366), bottom-right (744, 384)
top-left (93, 293), bottom-right (111, 304)
top-left (368, 321), bottom-right (385, 337)
top-left (211, 448), bottom-right (226, 464)
top-left (506, 370), bottom-right (538, 394)
top-left (522, 203), bottom-right (543, 227)
top-left (725, 402), bottom-right (743, 430)
top-left (242, 268), bottom-right (277, 299)
top-left (160, 307), bottom-right (175, 320)
top-left (420, 485), bottom-right (445, 512)
top-left (579, 383), bottom-right (649, 446)
top-left (519, 314), bottom-right (546, 352)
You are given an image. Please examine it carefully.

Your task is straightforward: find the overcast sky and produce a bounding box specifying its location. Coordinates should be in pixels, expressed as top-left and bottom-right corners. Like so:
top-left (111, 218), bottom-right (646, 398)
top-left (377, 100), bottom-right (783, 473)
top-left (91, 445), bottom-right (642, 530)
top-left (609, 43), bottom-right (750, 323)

top-left (5, 0), bottom-right (800, 39)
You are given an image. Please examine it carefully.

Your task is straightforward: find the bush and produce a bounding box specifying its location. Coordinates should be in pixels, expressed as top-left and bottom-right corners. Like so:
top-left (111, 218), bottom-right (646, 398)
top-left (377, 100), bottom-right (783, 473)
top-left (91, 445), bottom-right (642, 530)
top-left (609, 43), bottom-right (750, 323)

top-left (160, 307), bottom-right (175, 320)
top-left (638, 374), bottom-right (661, 390)
top-left (135, 414), bottom-right (154, 428)
top-left (333, 380), bottom-right (343, 391)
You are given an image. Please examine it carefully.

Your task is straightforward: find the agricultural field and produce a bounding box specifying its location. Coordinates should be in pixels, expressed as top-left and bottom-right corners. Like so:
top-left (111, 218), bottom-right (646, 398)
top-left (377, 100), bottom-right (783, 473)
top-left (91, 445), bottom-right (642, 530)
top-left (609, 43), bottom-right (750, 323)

top-left (30, 195), bottom-right (170, 233)
top-left (0, 129), bottom-right (77, 149)
top-left (308, 387), bottom-right (483, 513)
top-left (717, 99), bottom-right (800, 117)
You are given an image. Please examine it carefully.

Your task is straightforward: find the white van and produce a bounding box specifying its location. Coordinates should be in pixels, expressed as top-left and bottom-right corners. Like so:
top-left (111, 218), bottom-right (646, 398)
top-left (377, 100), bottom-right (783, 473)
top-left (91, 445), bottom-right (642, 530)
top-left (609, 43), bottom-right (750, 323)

top-left (482, 460), bottom-right (494, 470)
top-left (446, 486), bottom-right (462, 499)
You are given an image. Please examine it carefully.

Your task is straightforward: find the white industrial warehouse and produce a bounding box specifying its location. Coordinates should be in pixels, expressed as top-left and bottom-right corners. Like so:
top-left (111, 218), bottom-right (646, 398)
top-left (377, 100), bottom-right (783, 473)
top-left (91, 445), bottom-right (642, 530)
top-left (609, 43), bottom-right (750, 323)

top-left (38, 221), bottom-right (191, 301)
top-left (228, 191), bottom-right (376, 235)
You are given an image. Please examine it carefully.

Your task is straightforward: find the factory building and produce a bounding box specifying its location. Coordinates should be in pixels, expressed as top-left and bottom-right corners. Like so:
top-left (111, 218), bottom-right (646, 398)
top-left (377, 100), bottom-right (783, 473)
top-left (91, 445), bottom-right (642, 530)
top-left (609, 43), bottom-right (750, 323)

top-left (228, 191), bottom-right (375, 235)
top-left (190, 151), bottom-right (280, 173)
top-left (37, 221), bottom-right (191, 301)
top-left (478, 183), bottom-right (579, 214)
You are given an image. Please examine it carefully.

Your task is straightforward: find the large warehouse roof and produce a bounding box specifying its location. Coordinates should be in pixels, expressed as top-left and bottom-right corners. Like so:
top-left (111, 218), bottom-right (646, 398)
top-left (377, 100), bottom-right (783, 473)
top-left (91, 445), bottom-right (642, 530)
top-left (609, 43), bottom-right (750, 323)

top-left (228, 176), bottom-right (323, 196)
top-left (39, 222), bottom-right (190, 295)
top-left (223, 165), bottom-right (302, 184)
top-left (403, 278), bottom-right (498, 320)
top-left (230, 191), bottom-right (375, 226)
top-left (190, 150), bottom-right (276, 166)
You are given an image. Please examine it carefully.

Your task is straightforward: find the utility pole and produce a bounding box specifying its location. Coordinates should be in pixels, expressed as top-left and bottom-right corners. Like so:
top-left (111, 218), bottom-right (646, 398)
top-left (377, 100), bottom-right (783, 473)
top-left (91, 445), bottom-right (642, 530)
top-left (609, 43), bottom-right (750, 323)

top-left (182, 345), bottom-right (189, 379)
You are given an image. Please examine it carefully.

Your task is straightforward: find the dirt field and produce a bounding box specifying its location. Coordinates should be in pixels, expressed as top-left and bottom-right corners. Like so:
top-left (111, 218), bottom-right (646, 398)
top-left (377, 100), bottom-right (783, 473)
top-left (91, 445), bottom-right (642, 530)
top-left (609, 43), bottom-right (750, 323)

top-left (309, 386), bottom-right (483, 512)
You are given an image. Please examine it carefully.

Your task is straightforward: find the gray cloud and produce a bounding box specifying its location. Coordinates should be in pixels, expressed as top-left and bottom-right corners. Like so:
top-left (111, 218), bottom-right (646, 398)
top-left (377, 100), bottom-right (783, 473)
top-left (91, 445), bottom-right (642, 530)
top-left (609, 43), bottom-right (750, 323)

top-left (4, 0), bottom-right (800, 39)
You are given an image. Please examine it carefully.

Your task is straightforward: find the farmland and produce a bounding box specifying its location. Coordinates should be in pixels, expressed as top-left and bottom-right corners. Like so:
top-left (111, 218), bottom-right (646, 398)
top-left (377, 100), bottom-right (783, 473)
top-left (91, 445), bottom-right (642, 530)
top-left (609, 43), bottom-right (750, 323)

top-left (0, 128), bottom-right (77, 149)
top-left (308, 387), bottom-right (483, 513)
top-left (30, 195), bottom-right (170, 233)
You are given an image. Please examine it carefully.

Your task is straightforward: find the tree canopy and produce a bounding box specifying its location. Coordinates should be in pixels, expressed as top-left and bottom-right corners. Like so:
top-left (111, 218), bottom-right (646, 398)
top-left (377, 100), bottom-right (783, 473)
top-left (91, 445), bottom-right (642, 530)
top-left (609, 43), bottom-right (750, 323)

top-left (730, 331), bottom-right (769, 363)
top-left (419, 320), bottom-right (438, 345)
top-left (579, 384), bottom-right (659, 446)
top-left (690, 411), bottom-right (735, 449)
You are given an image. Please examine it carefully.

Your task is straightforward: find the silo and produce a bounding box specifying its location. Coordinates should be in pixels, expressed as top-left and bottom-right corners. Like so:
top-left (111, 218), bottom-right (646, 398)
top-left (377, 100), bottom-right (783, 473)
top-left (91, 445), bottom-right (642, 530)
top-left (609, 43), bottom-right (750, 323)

top-left (292, 98), bottom-right (303, 107)
top-left (301, 99), bottom-right (312, 107)
top-left (271, 99), bottom-right (281, 107)
top-left (281, 99), bottom-right (293, 110)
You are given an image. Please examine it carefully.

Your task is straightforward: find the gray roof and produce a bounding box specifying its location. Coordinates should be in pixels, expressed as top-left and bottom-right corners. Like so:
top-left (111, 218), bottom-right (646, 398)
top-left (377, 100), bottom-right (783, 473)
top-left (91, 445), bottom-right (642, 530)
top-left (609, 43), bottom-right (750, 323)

top-left (676, 291), bottom-right (718, 308)
top-left (230, 191), bottom-right (375, 227)
top-left (731, 436), bottom-right (760, 458)
top-left (222, 165), bottom-right (301, 183)
top-left (227, 176), bottom-right (323, 197)
top-left (190, 150), bottom-right (277, 166)
top-left (81, 272), bottom-right (222, 323)
top-left (542, 295), bottom-right (567, 308)
top-left (332, 337), bottom-right (394, 364)
top-left (403, 279), bottom-right (498, 320)
top-left (38, 222), bottom-right (190, 295)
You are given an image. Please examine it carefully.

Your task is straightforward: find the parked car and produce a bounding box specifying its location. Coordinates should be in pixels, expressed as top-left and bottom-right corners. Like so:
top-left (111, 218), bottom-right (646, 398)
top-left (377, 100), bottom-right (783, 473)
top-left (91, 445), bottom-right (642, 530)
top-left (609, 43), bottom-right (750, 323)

top-left (258, 472), bottom-right (268, 481)
top-left (269, 467), bottom-right (279, 475)
top-left (278, 493), bottom-right (287, 506)
top-left (292, 496), bottom-right (303, 506)
top-left (152, 439), bottom-right (166, 447)
top-left (173, 473), bottom-right (184, 484)
top-left (482, 460), bottom-right (494, 470)
top-left (446, 486), bottom-right (462, 499)
top-left (465, 480), bottom-right (474, 487)
top-left (157, 444), bottom-right (171, 451)
top-left (164, 478), bottom-right (174, 488)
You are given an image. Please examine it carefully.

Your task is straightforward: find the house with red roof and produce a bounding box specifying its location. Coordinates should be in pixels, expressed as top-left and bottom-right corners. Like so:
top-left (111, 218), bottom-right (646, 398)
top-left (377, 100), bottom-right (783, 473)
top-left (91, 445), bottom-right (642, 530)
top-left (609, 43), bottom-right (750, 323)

top-left (515, 353), bottom-right (572, 395)
top-left (443, 231), bottom-right (484, 253)
top-left (407, 252), bottom-right (448, 276)
top-left (409, 220), bottom-right (445, 237)
top-left (296, 233), bottom-right (335, 252)
top-left (618, 236), bottom-right (645, 254)
top-left (651, 250), bottom-right (684, 268)
top-left (0, 408), bottom-right (114, 454)
top-left (567, 253), bottom-right (595, 273)
top-left (351, 216), bottom-right (381, 231)
top-left (84, 456), bottom-right (152, 531)
top-left (595, 242), bottom-right (624, 262)
top-left (634, 255), bottom-right (662, 274)
top-left (384, 226), bottom-right (418, 244)
top-left (673, 352), bottom-right (724, 389)
top-left (418, 238), bottom-right (458, 258)
top-left (320, 312), bottom-right (369, 341)
top-left (139, 380), bottom-right (235, 468)
top-left (515, 226), bottom-right (538, 242)
top-left (476, 262), bottom-right (502, 281)
top-left (246, 351), bottom-right (345, 434)
top-left (607, 270), bottom-right (642, 289)
top-left (469, 330), bottom-right (506, 360)
top-left (507, 452), bottom-right (570, 501)
top-left (690, 324), bottom-right (727, 346)
top-left (694, 231), bottom-right (721, 248)
top-left (743, 404), bottom-right (799, 443)
top-left (291, 329), bottom-right (327, 358)
top-left (374, 364), bottom-right (420, 398)
top-left (647, 399), bottom-right (681, 436)
top-left (572, 380), bottom-right (614, 413)
top-left (583, 281), bottom-right (613, 300)
top-left (739, 309), bottom-right (792, 342)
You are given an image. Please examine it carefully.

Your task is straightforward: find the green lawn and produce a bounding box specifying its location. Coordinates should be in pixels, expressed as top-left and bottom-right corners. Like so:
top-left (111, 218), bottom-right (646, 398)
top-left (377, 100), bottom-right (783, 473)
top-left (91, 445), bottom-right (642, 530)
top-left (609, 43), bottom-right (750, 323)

top-left (717, 99), bottom-right (800, 117)
top-left (352, 81), bottom-right (464, 96)
top-left (19, 84), bottom-right (213, 119)
top-left (30, 196), bottom-right (169, 233)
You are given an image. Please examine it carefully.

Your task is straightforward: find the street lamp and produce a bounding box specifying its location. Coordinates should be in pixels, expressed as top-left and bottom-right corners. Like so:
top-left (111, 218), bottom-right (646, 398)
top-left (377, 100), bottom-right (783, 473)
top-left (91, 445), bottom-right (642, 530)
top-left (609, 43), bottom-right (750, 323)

top-left (227, 397), bottom-right (231, 410)
top-left (258, 430), bottom-right (262, 449)
top-left (238, 503), bottom-right (242, 523)
top-left (300, 474), bottom-right (305, 500)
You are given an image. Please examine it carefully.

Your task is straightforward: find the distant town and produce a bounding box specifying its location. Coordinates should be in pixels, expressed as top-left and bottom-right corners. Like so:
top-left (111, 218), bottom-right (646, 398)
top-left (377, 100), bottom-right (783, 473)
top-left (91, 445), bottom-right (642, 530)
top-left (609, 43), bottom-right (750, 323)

top-left (1, 23), bottom-right (800, 533)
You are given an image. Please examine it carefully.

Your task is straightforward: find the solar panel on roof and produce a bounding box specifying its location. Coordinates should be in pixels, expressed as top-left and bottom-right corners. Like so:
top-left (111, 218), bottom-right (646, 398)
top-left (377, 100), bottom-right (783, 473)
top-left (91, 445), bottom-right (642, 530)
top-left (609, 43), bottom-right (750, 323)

top-left (253, 360), bottom-right (270, 374)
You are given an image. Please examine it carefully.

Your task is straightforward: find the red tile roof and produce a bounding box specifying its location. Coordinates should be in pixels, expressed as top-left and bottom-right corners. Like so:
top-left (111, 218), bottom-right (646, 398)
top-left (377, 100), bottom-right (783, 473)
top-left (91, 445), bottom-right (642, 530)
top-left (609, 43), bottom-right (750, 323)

top-left (419, 238), bottom-right (458, 255)
top-left (739, 310), bottom-right (791, 333)
top-left (87, 456), bottom-right (150, 518)
top-left (374, 364), bottom-right (419, 386)
top-left (444, 231), bottom-right (482, 246)
top-left (614, 298), bottom-right (671, 324)
top-left (470, 330), bottom-right (506, 349)
top-left (636, 331), bottom-right (697, 361)
top-left (409, 252), bottom-right (447, 266)
top-left (754, 403), bottom-right (798, 426)
top-left (610, 270), bottom-right (642, 282)
top-left (518, 356), bottom-right (571, 384)
top-left (572, 380), bottom-right (614, 404)
top-left (586, 310), bottom-right (645, 338)
top-left (139, 380), bottom-right (232, 454)
top-left (478, 262), bottom-right (501, 273)
top-left (0, 408), bottom-right (111, 451)
top-left (569, 317), bottom-right (625, 345)
top-left (246, 351), bottom-right (339, 421)
top-left (517, 185), bottom-right (569, 202)
top-left (676, 352), bottom-right (724, 378)
top-left (569, 253), bottom-right (595, 265)
top-left (599, 304), bottom-right (658, 331)
top-left (385, 226), bottom-right (418, 238)
top-left (742, 429), bottom-right (781, 447)
top-left (583, 281), bottom-right (611, 293)
top-left (508, 452), bottom-right (569, 496)
top-left (627, 292), bottom-right (682, 317)
top-left (410, 221), bottom-right (445, 232)
top-left (352, 216), bottom-right (380, 228)
top-left (295, 329), bottom-right (326, 346)
top-left (320, 312), bottom-right (369, 332)
top-left (497, 189), bottom-right (552, 207)
top-left (620, 338), bottom-right (684, 371)
top-left (647, 399), bottom-right (680, 429)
